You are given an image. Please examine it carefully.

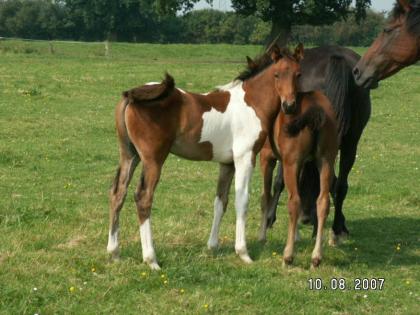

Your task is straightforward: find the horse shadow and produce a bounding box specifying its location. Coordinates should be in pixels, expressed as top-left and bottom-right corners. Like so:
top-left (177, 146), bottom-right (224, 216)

top-left (250, 215), bottom-right (420, 269)
top-left (119, 216), bottom-right (419, 270)
top-left (330, 216), bottom-right (420, 268)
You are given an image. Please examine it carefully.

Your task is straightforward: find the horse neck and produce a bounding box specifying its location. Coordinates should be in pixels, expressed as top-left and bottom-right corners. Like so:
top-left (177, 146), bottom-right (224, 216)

top-left (243, 69), bottom-right (280, 127)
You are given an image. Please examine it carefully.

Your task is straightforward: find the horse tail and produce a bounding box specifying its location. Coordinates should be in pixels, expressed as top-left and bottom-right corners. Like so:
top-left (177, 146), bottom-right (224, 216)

top-left (123, 72), bottom-right (175, 106)
top-left (324, 55), bottom-right (352, 140)
top-left (114, 96), bottom-right (138, 160)
top-left (285, 106), bottom-right (326, 137)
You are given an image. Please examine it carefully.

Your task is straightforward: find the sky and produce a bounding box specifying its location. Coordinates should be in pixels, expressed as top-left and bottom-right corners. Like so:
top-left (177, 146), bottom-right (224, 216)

top-left (195, 0), bottom-right (396, 13)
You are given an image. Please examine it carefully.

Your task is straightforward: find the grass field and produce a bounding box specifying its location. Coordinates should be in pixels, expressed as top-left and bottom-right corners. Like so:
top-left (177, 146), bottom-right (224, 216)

top-left (0, 39), bottom-right (419, 314)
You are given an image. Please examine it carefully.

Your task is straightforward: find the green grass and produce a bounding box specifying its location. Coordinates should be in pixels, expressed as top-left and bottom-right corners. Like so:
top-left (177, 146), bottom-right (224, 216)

top-left (0, 40), bottom-right (419, 314)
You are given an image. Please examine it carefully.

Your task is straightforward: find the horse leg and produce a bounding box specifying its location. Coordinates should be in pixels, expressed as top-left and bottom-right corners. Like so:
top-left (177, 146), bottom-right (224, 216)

top-left (107, 149), bottom-right (139, 260)
top-left (282, 161), bottom-right (300, 266)
top-left (258, 149), bottom-right (276, 242)
top-left (207, 163), bottom-right (235, 250)
top-left (312, 159), bottom-right (333, 268)
top-left (266, 162), bottom-right (285, 228)
top-left (329, 138), bottom-right (358, 246)
top-left (134, 158), bottom-right (164, 270)
top-left (233, 152), bottom-right (254, 264)
top-left (299, 161), bottom-right (319, 226)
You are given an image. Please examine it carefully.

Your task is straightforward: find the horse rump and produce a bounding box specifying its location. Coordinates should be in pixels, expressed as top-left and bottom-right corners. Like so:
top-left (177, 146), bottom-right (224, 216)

top-left (123, 72), bottom-right (175, 105)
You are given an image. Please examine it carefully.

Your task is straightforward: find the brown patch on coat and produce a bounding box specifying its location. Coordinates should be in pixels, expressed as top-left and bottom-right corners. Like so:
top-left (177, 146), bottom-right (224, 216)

top-left (251, 130), bottom-right (268, 166)
top-left (124, 85), bottom-right (232, 163)
top-left (200, 90), bottom-right (230, 113)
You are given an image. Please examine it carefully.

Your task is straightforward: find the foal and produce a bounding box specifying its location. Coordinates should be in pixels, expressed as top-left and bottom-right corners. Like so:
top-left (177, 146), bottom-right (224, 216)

top-left (107, 44), bottom-right (313, 270)
top-left (265, 46), bottom-right (339, 267)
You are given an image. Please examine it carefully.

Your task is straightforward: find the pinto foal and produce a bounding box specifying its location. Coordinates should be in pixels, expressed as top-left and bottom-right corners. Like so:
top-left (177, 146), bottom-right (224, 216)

top-left (258, 46), bottom-right (339, 267)
top-left (107, 44), bottom-right (314, 270)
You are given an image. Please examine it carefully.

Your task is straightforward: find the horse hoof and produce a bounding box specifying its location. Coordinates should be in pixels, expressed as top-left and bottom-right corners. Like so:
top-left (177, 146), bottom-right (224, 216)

top-left (108, 249), bottom-right (120, 261)
top-left (295, 230), bottom-right (301, 242)
top-left (148, 262), bottom-right (161, 271)
top-left (340, 231), bottom-right (349, 240)
top-left (258, 235), bottom-right (267, 244)
top-left (311, 257), bottom-right (321, 269)
top-left (329, 229), bottom-right (349, 246)
top-left (238, 253), bottom-right (253, 264)
top-left (283, 256), bottom-right (293, 267)
top-left (207, 242), bottom-right (218, 251)
top-left (328, 230), bottom-right (338, 246)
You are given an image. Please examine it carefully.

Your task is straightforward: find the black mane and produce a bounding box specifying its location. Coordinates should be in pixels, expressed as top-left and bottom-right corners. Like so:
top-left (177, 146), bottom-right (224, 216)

top-left (392, 0), bottom-right (420, 35)
top-left (236, 52), bottom-right (273, 81)
top-left (236, 48), bottom-right (295, 81)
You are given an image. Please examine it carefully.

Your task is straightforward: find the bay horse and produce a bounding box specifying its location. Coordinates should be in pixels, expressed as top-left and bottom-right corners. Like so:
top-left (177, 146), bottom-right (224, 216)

top-left (106, 44), bottom-right (313, 270)
top-left (353, 0), bottom-right (420, 88)
top-left (266, 45), bottom-right (339, 267)
top-left (258, 46), bottom-right (371, 245)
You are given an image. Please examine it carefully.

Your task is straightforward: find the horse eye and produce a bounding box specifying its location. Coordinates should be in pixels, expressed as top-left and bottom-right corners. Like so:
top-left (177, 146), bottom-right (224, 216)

top-left (296, 72), bottom-right (302, 78)
top-left (274, 72), bottom-right (280, 79)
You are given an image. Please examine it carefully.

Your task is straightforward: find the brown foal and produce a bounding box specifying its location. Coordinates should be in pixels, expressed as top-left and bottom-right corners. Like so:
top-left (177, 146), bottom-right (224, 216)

top-left (260, 45), bottom-right (339, 267)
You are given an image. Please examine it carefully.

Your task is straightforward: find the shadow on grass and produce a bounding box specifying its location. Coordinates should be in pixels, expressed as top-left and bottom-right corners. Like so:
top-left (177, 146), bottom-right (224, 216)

top-left (117, 216), bottom-right (419, 270)
top-left (337, 216), bottom-right (420, 268)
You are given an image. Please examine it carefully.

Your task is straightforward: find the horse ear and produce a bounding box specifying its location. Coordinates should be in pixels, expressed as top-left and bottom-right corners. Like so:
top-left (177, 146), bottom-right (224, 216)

top-left (270, 45), bottom-right (283, 62)
top-left (399, 0), bottom-right (412, 12)
top-left (246, 56), bottom-right (257, 69)
top-left (294, 43), bottom-right (304, 62)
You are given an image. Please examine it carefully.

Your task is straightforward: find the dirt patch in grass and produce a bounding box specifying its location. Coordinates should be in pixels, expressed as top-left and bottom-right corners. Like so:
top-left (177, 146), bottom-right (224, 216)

top-left (56, 234), bottom-right (86, 249)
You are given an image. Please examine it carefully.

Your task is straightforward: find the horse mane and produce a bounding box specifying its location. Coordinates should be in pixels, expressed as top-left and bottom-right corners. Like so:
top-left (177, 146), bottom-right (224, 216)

top-left (236, 47), bottom-right (295, 81)
top-left (123, 73), bottom-right (175, 105)
top-left (392, 0), bottom-right (420, 35)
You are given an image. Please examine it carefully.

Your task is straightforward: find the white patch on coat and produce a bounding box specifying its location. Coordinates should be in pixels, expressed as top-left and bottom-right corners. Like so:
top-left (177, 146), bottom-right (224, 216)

top-left (178, 88), bottom-right (187, 94)
top-left (199, 81), bottom-right (262, 163)
top-left (233, 151), bottom-right (254, 264)
top-left (139, 219), bottom-right (160, 270)
top-left (145, 82), bottom-right (160, 86)
top-left (107, 229), bottom-right (119, 254)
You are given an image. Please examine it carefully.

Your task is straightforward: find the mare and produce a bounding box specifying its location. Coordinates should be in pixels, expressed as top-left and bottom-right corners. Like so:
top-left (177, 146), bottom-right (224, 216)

top-left (258, 46), bottom-right (371, 246)
top-left (354, 0), bottom-right (420, 88)
top-left (106, 44), bottom-right (318, 270)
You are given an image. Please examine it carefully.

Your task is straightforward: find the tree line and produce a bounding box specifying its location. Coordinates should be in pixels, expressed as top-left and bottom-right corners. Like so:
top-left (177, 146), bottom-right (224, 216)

top-left (0, 0), bottom-right (385, 46)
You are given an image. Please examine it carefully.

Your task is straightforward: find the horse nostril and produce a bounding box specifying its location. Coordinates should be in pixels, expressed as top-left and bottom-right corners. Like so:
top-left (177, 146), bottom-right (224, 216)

top-left (353, 67), bottom-right (360, 79)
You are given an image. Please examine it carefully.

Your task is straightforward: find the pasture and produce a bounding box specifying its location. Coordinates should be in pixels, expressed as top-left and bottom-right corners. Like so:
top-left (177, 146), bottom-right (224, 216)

top-left (0, 40), bottom-right (419, 314)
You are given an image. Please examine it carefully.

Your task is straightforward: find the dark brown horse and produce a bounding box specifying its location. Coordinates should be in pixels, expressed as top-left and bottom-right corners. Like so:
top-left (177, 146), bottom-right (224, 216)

top-left (354, 0), bottom-right (420, 88)
top-left (267, 45), bottom-right (338, 267)
top-left (107, 44), bottom-right (322, 270)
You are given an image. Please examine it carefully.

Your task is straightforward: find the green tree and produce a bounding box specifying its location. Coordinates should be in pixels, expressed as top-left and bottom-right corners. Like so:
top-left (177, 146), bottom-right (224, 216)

top-left (63, 0), bottom-right (160, 41)
top-left (292, 9), bottom-right (385, 46)
top-left (231, 0), bottom-right (372, 45)
top-left (158, 0), bottom-right (372, 46)
top-left (0, 0), bottom-right (67, 39)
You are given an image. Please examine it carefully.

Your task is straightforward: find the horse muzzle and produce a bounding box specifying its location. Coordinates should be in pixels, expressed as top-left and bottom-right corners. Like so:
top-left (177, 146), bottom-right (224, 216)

top-left (353, 65), bottom-right (379, 90)
top-left (281, 101), bottom-right (297, 115)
